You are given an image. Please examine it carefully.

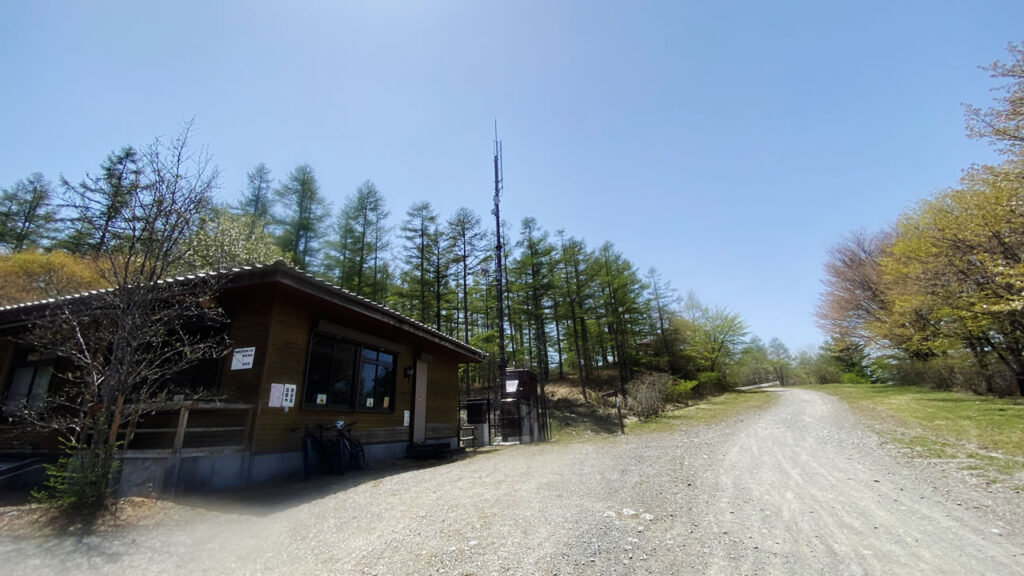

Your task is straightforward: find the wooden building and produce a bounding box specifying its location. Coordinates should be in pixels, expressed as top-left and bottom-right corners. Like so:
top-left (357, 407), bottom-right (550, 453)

top-left (0, 261), bottom-right (485, 493)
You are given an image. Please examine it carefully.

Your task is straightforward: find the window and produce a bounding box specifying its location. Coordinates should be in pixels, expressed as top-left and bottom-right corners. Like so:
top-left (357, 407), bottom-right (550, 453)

top-left (3, 350), bottom-right (56, 416)
top-left (358, 348), bottom-right (395, 410)
top-left (304, 333), bottom-right (395, 412)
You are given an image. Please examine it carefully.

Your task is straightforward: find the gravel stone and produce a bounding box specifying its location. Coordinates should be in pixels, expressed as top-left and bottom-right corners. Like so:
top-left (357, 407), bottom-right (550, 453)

top-left (1, 389), bottom-right (1022, 575)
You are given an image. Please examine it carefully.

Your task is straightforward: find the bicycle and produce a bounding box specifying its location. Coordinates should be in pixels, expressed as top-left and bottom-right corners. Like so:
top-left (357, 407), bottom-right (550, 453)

top-left (293, 424), bottom-right (342, 480)
top-left (333, 420), bottom-right (366, 472)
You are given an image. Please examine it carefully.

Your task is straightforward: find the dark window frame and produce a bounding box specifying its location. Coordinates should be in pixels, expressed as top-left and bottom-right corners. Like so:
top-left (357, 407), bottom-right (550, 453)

top-left (302, 330), bottom-right (397, 414)
top-left (2, 348), bottom-right (57, 418)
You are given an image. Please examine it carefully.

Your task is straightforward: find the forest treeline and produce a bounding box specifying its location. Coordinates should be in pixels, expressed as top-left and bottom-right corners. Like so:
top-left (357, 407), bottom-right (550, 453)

top-left (818, 42), bottom-right (1024, 397)
top-left (0, 132), bottom-right (829, 397)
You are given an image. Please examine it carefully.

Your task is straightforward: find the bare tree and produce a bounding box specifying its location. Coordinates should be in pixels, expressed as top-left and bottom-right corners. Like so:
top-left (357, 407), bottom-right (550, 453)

top-left (815, 230), bottom-right (892, 350)
top-left (964, 41), bottom-right (1024, 156)
top-left (19, 122), bottom-right (229, 510)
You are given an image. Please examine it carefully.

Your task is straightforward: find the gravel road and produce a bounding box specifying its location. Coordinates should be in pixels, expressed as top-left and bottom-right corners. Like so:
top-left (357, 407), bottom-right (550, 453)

top-left (2, 388), bottom-right (1022, 575)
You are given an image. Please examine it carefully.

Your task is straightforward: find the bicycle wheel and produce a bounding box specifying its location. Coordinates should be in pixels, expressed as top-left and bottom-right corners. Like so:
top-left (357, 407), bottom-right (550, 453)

top-left (350, 437), bottom-right (366, 470)
top-left (318, 438), bottom-right (338, 474)
top-left (336, 437), bottom-right (350, 474)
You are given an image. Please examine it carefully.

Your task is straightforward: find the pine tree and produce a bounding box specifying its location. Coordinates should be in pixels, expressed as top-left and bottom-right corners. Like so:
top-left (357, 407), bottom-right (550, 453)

top-left (274, 164), bottom-right (329, 271)
top-left (325, 180), bottom-right (391, 301)
top-left (237, 163), bottom-right (274, 235)
top-left (0, 172), bottom-right (59, 251)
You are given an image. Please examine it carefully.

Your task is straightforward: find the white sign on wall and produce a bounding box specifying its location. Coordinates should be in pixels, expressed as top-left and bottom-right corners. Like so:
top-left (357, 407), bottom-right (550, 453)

top-left (269, 383), bottom-right (284, 407)
top-left (269, 383), bottom-right (297, 412)
top-left (231, 347), bottom-right (256, 370)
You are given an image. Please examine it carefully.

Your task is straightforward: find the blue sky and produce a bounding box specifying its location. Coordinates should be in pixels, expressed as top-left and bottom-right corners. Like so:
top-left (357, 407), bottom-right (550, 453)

top-left (1, 1), bottom-right (1021, 352)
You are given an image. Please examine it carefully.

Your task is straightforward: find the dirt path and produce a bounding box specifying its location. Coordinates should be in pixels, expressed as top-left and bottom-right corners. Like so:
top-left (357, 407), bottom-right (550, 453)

top-left (2, 388), bottom-right (1022, 575)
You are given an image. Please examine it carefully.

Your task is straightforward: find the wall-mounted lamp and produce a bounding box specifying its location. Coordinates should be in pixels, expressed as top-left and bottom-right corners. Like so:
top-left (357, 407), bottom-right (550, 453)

top-left (404, 366), bottom-right (414, 379)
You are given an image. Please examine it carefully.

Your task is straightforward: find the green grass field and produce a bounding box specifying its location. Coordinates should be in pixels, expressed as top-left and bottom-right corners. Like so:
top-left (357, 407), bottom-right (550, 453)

top-left (815, 384), bottom-right (1024, 487)
top-left (626, 390), bottom-right (779, 434)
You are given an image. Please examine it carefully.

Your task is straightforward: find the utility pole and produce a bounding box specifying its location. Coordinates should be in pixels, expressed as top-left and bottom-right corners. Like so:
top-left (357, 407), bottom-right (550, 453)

top-left (492, 124), bottom-right (507, 402)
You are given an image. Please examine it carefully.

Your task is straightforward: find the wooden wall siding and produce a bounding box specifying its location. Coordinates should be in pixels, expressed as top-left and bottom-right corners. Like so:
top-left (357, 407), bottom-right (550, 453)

top-left (0, 424), bottom-right (60, 452)
top-left (426, 361), bottom-right (459, 430)
top-left (425, 422), bottom-right (456, 440)
top-left (0, 339), bottom-right (15, 403)
top-left (217, 287), bottom-right (277, 405)
top-left (244, 284), bottom-right (469, 455)
top-left (250, 287), bottom-right (398, 453)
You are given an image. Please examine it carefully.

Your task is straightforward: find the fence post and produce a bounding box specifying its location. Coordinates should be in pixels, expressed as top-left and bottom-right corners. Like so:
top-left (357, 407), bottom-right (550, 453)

top-left (173, 405), bottom-right (190, 452)
top-left (169, 405), bottom-right (190, 496)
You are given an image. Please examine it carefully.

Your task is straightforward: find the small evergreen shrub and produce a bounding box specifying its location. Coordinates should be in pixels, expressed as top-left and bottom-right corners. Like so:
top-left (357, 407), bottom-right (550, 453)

top-left (32, 438), bottom-right (119, 513)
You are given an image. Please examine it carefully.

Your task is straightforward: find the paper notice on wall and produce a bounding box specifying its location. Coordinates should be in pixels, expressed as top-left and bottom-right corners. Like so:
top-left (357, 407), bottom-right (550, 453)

top-left (231, 347), bottom-right (256, 370)
top-left (383, 396), bottom-right (389, 408)
top-left (505, 380), bottom-right (519, 393)
top-left (366, 397), bottom-right (374, 408)
top-left (317, 394), bottom-right (327, 405)
top-left (269, 383), bottom-right (284, 407)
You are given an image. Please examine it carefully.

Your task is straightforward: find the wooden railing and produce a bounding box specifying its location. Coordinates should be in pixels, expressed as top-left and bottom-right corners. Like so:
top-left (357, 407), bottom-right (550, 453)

top-left (120, 402), bottom-right (254, 457)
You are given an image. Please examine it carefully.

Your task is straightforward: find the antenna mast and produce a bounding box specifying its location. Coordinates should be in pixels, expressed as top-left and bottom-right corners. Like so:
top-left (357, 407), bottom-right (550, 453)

top-left (492, 123), bottom-right (507, 395)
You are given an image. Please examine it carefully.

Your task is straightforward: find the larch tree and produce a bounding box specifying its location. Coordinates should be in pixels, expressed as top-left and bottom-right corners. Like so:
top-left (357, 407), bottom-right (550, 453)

top-left (237, 162), bottom-right (274, 235)
top-left (326, 180), bottom-right (391, 301)
top-left (396, 201), bottom-right (443, 327)
top-left (0, 173), bottom-right (60, 251)
top-left (556, 232), bottom-right (594, 391)
top-left (645, 267), bottom-right (682, 374)
top-left (593, 242), bottom-right (647, 396)
top-left (446, 207), bottom-right (486, 395)
top-left (58, 147), bottom-right (140, 255)
top-left (510, 217), bottom-right (557, 381)
top-left (274, 163), bottom-right (329, 271)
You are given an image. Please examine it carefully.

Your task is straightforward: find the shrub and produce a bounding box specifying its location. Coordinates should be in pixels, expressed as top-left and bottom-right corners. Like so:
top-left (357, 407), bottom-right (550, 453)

top-left (666, 379), bottom-right (696, 404)
top-left (32, 438), bottom-right (119, 514)
top-left (839, 372), bottom-right (871, 385)
top-left (883, 354), bottom-right (1017, 396)
top-left (691, 371), bottom-right (729, 398)
top-left (627, 372), bottom-right (671, 420)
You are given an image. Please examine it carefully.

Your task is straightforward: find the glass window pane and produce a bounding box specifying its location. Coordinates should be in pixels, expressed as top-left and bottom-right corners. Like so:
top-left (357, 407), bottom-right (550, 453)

top-left (356, 350), bottom-right (395, 411)
top-left (305, 335), bottom-right (359, 409)
top-left (329, 341), bottom-right (356, 406)
top-left (27, 365), bottom-right (52, 412)
top-left (305, 348), bottom-right (334, 406)
top-left (376, 364), bottom-right (394, 408)
top-left (359, 363), bottom-right (377, 409)
top-left (4, 367), bottom-right (34, 413)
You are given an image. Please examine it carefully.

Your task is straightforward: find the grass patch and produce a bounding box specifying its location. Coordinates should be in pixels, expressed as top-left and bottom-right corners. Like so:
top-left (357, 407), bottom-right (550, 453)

top-left (626, 390), bottom-right (778, 434)
top-left (815, 383), bottom-right (1024, 488)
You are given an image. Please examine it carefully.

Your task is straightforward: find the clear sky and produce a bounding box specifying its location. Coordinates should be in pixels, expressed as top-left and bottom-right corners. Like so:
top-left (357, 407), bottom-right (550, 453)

top-left (1, 1), bottom-right (1022, 352)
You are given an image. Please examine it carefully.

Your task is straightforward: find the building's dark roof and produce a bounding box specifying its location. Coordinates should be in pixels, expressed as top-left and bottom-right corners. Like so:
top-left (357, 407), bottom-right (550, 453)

top-left (0, 260), bottom-right (487, 363)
